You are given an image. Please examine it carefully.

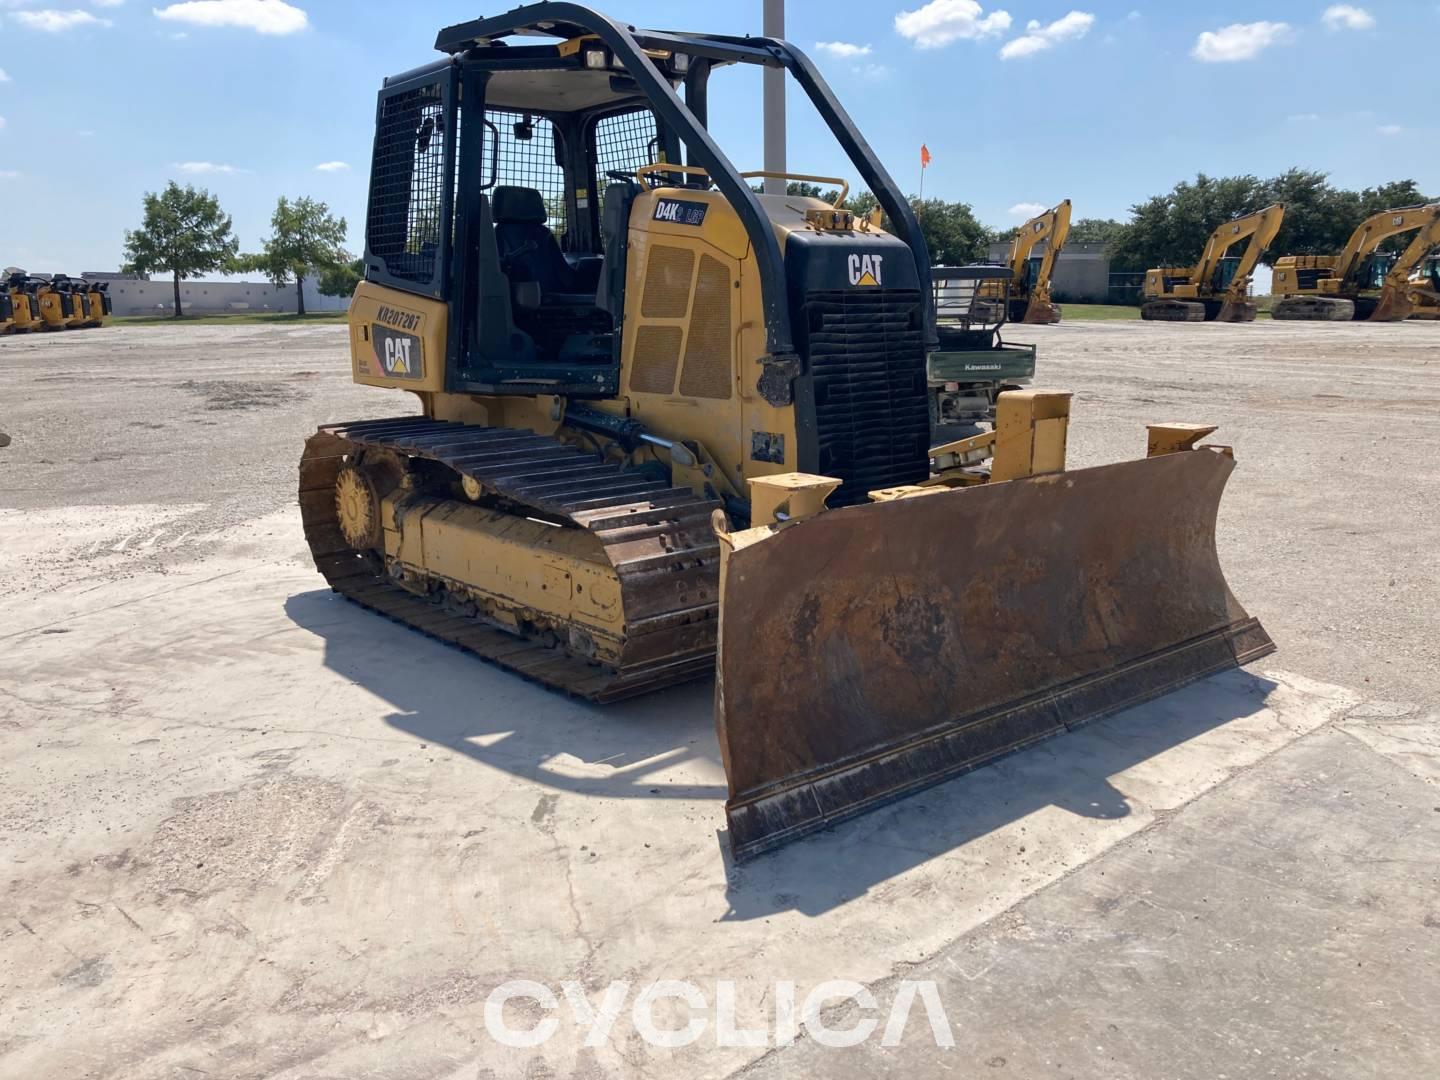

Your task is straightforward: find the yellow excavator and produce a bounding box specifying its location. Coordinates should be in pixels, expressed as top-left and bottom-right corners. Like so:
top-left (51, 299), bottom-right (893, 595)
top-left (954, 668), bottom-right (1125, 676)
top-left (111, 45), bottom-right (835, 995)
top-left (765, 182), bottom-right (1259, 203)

top-left (302, 5), bottom-right (1272, 860)
top-left (979, 199), bottom-right (1071, 324)
top-left (1142, 204), bottom-right (1285, 322)
top-left (1272, 203), bottom-right (1440, 321)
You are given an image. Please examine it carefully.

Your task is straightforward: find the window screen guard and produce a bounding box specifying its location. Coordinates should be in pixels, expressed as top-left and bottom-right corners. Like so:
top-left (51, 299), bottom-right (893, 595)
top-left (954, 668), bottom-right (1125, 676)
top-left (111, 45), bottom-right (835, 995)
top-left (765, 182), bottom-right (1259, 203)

top-left (482, 108), bottom-right (569, 242)
top-left (366, 70), bottom-right (457, 297)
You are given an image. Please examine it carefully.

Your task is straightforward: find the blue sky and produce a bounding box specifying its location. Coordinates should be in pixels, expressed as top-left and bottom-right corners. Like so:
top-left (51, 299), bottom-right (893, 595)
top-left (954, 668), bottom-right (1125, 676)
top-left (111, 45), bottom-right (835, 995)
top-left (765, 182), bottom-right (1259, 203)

top-left (0, 0), bottom-right (1433, 274)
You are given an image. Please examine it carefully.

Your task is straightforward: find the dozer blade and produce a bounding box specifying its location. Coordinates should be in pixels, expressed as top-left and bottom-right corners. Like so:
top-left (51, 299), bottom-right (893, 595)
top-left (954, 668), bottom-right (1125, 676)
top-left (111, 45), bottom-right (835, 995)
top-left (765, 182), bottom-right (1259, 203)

top-left (714, 448), bottom-right (1273, 861)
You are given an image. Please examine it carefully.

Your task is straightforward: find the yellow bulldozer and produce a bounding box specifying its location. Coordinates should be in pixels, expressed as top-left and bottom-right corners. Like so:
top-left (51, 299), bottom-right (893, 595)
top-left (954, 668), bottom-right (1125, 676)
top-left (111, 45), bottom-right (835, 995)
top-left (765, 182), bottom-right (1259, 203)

top-left (1142, 204), bottom-right (1285, 322)
top-left (979, 199), bottom-right (1071, 324)
top-left (302, 5), bottom-right (1273, 860)
top-left (3, 271), bottom-right (42, 333)
top-left (1272, 203), bottom-right (1440, 321)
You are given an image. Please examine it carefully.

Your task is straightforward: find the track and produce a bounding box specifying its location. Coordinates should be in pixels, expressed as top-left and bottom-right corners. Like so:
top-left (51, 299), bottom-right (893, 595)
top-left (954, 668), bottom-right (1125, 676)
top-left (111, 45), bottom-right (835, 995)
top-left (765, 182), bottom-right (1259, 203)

top-left (299, 417), bottom-right (723, 702)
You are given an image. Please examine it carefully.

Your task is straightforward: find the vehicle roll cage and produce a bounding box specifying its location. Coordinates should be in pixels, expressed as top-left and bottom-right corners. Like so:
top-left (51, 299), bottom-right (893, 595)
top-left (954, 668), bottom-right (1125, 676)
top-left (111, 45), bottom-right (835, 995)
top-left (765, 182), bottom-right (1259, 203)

top-left (427, 2), bottom-right (937, 377)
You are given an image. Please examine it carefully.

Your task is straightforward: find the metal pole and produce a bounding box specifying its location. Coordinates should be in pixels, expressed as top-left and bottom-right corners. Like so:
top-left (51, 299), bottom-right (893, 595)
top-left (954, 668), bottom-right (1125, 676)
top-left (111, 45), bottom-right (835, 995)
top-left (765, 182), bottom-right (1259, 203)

top-left (762, 0), bottom-right (786, 196)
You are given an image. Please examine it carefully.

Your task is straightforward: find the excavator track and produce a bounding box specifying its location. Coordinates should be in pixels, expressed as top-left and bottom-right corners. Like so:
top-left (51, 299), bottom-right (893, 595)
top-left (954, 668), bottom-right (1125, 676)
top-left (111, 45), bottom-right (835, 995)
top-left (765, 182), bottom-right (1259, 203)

top-left (299, 417), bottom-right (723, 703)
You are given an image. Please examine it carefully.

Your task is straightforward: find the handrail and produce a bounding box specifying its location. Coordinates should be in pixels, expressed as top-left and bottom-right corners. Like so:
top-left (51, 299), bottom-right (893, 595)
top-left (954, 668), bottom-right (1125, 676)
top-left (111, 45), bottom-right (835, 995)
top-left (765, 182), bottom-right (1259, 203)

top-left (634, 162), bottom-right (713, 191)
top-left (740, 171), bottom-right (849, 209)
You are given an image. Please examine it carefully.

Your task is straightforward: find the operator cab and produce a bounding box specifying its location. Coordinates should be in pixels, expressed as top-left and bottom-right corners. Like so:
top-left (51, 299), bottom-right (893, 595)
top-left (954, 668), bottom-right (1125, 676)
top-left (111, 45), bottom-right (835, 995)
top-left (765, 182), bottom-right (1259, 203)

top-left (365, 34), bottom-right (703, 394)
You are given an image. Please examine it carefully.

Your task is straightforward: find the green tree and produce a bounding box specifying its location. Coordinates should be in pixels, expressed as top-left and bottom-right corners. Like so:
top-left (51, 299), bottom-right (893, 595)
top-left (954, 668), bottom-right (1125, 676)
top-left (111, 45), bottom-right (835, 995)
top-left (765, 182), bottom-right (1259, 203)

top-left (1108, 173), bottom-right (1267, 271)
top-left (247, 196), bottom-right (350, 316)
top-left (318, 256), bottom-right (365, 299)
top-left (911, 197), bottom-right (993, 265)
top-left (1069, 218), bottom-right (1128, 245)
top-left (122, 182), bottom-right (238, 318)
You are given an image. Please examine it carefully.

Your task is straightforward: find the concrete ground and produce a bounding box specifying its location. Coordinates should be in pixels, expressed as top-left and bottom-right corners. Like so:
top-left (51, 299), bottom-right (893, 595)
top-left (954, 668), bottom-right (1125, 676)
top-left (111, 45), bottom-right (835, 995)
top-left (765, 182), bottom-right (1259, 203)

top-left (1, 320), bottom-right (1437, 1078)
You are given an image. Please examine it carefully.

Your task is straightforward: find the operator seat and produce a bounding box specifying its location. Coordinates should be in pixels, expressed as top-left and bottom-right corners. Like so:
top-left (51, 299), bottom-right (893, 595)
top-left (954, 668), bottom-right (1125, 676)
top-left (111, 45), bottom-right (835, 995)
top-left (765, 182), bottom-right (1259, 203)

top-left (492, 185), bottom-right (586, 297)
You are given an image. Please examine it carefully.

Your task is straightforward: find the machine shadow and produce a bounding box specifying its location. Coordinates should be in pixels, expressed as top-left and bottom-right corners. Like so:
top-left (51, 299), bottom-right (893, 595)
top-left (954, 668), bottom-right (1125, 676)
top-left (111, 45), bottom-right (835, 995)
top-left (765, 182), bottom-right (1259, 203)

top-left (285, 589), bottom-right (725, 800)
top-left (287, 588), bottom-right (1279, 920)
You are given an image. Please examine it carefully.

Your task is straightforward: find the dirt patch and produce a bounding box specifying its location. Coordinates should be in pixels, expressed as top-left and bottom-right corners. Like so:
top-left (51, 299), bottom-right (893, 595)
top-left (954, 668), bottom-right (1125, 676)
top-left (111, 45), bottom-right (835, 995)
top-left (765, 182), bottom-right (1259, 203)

top-left (177, 379), bottom-right (296, 411)
top-left (140, 776), bottom-right (349, 900)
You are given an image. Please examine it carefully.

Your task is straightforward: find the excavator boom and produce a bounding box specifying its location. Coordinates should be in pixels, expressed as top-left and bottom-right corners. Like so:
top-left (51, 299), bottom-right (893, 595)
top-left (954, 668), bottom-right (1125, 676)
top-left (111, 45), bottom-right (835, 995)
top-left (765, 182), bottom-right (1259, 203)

top-left (1010, 199), bottom-right (1071, 324)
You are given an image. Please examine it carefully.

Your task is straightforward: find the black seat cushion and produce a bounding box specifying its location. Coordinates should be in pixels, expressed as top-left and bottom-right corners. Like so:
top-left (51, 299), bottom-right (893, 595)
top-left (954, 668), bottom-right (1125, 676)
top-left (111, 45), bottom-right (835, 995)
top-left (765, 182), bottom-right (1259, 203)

top-left (493, 185), bottom-right (580, 295)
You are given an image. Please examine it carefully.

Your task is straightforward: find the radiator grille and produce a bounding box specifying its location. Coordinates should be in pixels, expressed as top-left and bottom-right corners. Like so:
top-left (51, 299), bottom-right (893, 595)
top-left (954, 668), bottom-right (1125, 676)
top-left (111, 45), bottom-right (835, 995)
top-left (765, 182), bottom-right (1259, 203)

top-left (679, 255), bottom-right (733, 400)
top-left (641, 246), bottom-right (694, 319)
top-left (801, 289), bottom-right (930, 506)
top-left (631, 325), bottom-right (683, 395)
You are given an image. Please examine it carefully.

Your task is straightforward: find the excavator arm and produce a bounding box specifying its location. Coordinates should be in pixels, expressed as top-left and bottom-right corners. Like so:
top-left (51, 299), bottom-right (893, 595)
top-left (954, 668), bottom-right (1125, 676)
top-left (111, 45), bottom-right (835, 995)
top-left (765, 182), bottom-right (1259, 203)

top-left (1191, 203), bottom-right (1285, 303)
top-left (1372, 205), bottom-right (1440, 320)
top-left (1010, 199), bottom-right (1071, 324)
top-left (1331, 204), bottom-right (1440, 289)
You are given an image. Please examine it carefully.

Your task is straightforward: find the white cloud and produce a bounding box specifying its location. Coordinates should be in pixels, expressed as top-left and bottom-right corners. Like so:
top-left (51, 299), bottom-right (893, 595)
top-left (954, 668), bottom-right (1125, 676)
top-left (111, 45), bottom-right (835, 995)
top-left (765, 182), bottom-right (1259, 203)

top-left (1008, 202), bottom-right (1047, 218)
top-left (814, 40), bottom-right (872, 59)
top-left (1192, 21), bottom-right (1291, 62)
top-left (78, 128), bottom-right (95, 135)
top-left (153, 0), bottom-right (308, 35)
top-left (895, 0), bottom-right (1012, 49)
top-left (0, 170), bottom-right (20, 180)
top-left (12, 9), bottom-right (112, 31)
top-left (174, 160), bottom-right (239, 174)
top-left (0, 116), bottom-right (6, 129)
top-left (853, 62), bottom-right (890, 80)
top-left (0, 69), bottom-right (10, 83)
top-left (1378, 124), bottom-right (1402, 136)
top-left (93, 0), bottom-right (125, 7)
top-left (1286, 112), bottom-right (1321, 122)
top-left (1322, 5), bottom-right (1374, 31)
top-left (999, 10), bottom-right (1094, 60)
top-left (314, 160), bottom-right (349, 172)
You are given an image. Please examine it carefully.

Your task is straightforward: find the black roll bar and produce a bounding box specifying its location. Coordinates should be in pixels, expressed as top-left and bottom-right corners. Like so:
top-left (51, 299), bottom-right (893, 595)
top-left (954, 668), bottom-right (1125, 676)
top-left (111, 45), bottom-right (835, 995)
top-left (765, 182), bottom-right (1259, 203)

top-left (434, 3), bottom-right (940, 390)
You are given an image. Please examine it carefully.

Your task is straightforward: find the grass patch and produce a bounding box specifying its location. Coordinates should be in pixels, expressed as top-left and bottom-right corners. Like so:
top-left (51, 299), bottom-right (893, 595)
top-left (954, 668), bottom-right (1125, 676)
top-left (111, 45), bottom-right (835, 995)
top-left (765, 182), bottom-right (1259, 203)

top-left (1059, 304), bottom-right (1142, 321)
top-left (112, 311), bottom-right (348, 327)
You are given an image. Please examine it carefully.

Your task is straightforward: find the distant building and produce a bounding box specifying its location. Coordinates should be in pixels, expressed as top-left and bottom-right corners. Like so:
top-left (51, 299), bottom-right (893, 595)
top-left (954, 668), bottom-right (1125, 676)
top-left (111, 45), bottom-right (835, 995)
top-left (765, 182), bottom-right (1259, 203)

top-left (984, 239), bottom-right (1113, 304)
top-left (80, 272), bottom-right (348, 316)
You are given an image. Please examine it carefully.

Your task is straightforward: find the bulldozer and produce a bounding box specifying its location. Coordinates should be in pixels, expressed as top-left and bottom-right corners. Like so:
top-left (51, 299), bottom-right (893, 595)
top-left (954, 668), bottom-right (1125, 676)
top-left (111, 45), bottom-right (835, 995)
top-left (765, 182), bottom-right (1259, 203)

top-left (1142, 204), bottom-right (1284, 322)
top-left (1272, 203), bottom-right (1440, 322)
top-left (53, 275), bottom-right (92, 329)
top-left (979, 199), bottom-right (1071, 324)
top-left (2, 271), bottom-right (41, 333)
top-left (302, 4), bottom-right (1273, 860)
top-left (80, 278), bottom-right (111, 328)
top-left (26, 275), bottom-right (73, 331)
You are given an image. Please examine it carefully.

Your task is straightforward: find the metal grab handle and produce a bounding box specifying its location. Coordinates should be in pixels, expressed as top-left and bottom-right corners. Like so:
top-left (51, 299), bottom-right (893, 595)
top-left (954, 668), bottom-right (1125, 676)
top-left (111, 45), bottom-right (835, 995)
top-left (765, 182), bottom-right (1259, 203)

top-left (739, 171), bottom-right (849, 208)
top-left (634, 162), bottom-right (714, 191)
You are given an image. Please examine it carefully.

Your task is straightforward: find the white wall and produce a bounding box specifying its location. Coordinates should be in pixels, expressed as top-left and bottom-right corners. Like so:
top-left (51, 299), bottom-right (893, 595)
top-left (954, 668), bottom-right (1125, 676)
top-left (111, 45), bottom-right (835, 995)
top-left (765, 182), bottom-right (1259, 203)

top-left (102, 278), bottom-right (348, 317)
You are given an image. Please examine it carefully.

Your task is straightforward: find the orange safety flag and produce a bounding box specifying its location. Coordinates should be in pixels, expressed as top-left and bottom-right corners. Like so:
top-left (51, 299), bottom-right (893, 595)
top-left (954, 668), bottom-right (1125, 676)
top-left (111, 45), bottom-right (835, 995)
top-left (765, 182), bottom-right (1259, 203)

top-left (920, 144), bottom-right (932, 168)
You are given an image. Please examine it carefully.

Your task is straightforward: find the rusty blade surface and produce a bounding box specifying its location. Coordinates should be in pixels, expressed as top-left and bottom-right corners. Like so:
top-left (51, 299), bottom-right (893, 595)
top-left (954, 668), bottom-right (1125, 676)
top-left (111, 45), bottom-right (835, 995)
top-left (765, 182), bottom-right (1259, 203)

top-left (715, 449), bottom-right (1274, 862)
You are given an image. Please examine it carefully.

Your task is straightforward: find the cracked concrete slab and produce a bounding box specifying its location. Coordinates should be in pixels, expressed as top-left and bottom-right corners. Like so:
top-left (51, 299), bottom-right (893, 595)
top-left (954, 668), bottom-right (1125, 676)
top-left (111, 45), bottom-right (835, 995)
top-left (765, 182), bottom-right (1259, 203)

top-left (0, 510), bottom-right (1358, 1078)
